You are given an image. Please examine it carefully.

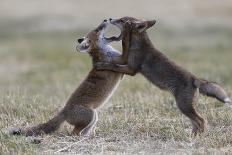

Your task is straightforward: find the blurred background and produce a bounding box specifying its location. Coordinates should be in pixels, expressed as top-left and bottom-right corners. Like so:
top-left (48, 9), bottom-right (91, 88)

top-left (1, 0), bottom-right (232, 87)
top-left (0, 0), bottom-right (232, 87)
top-left (0, 0), bottom-right (232, 154)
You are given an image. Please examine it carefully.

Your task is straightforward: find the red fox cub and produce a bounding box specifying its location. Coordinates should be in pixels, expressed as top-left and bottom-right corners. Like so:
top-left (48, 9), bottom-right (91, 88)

top-left (11, 20), bottom-right (124, 136)
top-left (96, 17), bottom-right (231, 135)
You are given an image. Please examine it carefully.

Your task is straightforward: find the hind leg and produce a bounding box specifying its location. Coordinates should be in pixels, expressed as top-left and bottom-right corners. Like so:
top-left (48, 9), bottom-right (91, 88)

top-left (72, 124), bottom-right (87, 136)
top-left (65, 105), bottom-right (98, 136)
top-left (72, 110), bottom-right (98, 136)
top-left (79, 110), bottom-right (98, 135)
top-left (175, 88), bottom-right (206, 136)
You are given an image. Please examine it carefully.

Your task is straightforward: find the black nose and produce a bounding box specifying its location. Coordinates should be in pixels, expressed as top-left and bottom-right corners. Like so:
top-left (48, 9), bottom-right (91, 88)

top-left (77, 38), bottom-right (84, 43)
top-left (103, 19), bottom-right (107, 22)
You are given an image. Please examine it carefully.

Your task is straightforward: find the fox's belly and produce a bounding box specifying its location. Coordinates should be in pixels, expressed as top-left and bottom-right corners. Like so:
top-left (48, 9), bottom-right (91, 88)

top-left (96, 73), bottom-right (123, 108)
top-left (85, 72), bottom-right (123, 109)
top-left (140, 67), bottom-right (168, 90)
top-left (140, 64), bottom-right (178, 92)
top-left (67, 71), bottom-right (123, 109)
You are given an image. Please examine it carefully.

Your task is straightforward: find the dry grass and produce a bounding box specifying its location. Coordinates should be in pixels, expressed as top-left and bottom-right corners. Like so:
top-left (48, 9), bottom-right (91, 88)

top-left (0, 0), bottom-right (232, 154)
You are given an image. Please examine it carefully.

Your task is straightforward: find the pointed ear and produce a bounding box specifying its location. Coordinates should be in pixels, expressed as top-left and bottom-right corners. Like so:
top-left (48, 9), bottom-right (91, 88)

top-left (146, 20), bottom-right (156, 29)
top-left (135, 20), bottom-right (156, 33)
top-left (135, 22), bottom-right (147, 33)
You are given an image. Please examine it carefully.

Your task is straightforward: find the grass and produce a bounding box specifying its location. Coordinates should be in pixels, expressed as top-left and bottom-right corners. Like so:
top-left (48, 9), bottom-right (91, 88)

top-left (0, 19), bottom-right (232, 154)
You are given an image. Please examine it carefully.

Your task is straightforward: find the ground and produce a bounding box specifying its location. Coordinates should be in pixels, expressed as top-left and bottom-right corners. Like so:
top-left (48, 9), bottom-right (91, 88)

top-left (0, 0), bottom-right (232, 154)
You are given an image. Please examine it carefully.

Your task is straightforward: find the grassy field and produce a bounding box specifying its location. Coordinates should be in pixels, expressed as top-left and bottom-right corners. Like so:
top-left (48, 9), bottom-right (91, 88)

top-left (1, 1), bottom-right (232, 154)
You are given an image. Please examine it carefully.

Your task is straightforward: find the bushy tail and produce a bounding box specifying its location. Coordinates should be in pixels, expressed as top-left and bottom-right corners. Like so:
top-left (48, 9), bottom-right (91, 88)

top-left (194, 79), bottom-right (231, 103)
top-left (11, 111), bottom-right (66, 136)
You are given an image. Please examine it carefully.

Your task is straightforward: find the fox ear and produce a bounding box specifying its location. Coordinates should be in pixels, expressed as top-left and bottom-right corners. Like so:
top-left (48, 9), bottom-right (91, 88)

top-left (135, 20), bottom-right (156, 33)
top-left (146, 20), bottom-right (156, 29)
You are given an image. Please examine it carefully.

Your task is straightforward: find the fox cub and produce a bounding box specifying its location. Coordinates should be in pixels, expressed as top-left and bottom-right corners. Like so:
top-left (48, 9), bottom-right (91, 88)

top-left (96, 17), bottom-right (231, 135)
top-left (11, 20), bottom-right (124, 136)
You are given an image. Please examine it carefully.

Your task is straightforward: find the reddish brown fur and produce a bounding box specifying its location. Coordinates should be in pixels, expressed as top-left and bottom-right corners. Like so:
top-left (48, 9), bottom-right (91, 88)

top-left (96, 17), bottom-right (231, 136)
top-left (10, 21), bottom-right (124, 136)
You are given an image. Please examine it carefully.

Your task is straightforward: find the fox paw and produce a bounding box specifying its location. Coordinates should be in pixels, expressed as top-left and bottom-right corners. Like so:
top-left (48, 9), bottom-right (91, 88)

top-left (224, 97), bottom-right (231, 103)
top-left (95, 62), bottom-right (111, 70)
top-left (10, 128), bottom-right (22, 135)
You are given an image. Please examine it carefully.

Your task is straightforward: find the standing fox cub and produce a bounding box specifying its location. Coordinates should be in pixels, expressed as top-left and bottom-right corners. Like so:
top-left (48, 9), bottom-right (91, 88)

top-left (11, 20), bottom-right (124, 136)
top-left (96, 17), bottom-right (231, 135)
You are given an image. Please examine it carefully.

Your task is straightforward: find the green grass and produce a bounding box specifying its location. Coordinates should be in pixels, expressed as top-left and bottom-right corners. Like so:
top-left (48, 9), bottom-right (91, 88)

top-left (0, 23), bottom-right (232, 154)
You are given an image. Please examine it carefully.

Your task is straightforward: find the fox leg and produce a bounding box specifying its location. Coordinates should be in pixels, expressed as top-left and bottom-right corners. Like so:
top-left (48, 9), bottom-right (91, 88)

top-left (79, 110), bottom-right (98, 135)
top-left (112, 22), bottom-right (131, 65)
top-left (104, 21), bottom-right (131, 65)
top-left (175, 88), bottom-right (206, 136)
top-left (72, 111), bottom-right (98, 136)
top-left (72, 124), bottom-right (86, 135)
top-left (96, 22), bottom-right (133, 74)
top-left (96, 63), bottom-right (136, 76)
top-left (66, 105), bottom-right (97, 136)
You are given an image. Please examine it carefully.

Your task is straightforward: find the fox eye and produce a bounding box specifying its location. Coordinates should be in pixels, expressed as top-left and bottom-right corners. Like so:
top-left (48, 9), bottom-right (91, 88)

top-left (120, 19), bottom-right (124, 22)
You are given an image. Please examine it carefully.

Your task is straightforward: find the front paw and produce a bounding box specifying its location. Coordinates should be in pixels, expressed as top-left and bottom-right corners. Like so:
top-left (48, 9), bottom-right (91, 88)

top-left (95, 62), bottom-right (110, 70)
top-left (9, 128), bottom-right (22, 135)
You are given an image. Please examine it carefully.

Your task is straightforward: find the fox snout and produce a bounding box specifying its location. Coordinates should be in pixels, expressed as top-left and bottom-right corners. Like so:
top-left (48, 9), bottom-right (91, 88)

top-left (109, 18), bottom-right (117, 24)
top-left (78, 38), bottom-right (84, 44)
top-left (76, 37), bottom-right (90, 53)
top-left (95, 19), bottom-right (111, 32)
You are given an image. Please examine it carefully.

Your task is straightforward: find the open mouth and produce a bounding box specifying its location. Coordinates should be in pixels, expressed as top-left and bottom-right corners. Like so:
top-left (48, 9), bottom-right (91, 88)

top-left (76, 43), bottom-right (89, 52)
top-left (104, 23), bottom-right (122, 41)
top-left (76, 46), bottom-right (89, 53)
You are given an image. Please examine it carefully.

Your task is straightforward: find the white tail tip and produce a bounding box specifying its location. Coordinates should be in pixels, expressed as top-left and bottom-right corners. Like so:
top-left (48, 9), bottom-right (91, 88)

top-left (224, 97), bottom-right (231, 103)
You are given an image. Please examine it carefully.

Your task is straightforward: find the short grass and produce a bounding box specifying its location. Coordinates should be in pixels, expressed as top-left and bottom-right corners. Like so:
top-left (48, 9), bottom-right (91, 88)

top-left (0, 20), bottom-right (232, 154)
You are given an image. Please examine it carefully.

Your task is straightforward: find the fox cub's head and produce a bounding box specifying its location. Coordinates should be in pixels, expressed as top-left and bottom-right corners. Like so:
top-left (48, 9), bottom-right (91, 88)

top-left (76, 19), bottom-right (108, 53)
top-left (109, 17), bottom-right (156, 36)
top-left (76, 19), bottom-right (119, 54)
